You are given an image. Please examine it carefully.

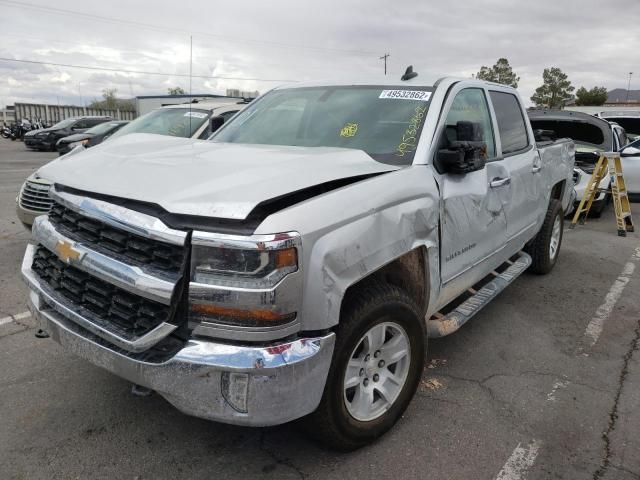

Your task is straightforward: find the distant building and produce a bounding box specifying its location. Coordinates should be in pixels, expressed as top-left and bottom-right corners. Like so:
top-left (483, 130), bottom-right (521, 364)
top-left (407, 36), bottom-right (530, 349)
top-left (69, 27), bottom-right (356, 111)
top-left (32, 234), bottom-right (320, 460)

top-left (1, 105), bottom-right (16, 125)
top-left (135, 94), bottom-right (243, 116)
top-left (226, 89), bottom-right (260, 99)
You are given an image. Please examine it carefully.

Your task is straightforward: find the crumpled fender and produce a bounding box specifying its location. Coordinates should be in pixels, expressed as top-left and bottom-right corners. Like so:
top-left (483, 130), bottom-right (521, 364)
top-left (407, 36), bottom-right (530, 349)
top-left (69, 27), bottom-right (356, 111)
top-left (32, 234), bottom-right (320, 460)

top-left (255, 166), bottom-right (441, 331)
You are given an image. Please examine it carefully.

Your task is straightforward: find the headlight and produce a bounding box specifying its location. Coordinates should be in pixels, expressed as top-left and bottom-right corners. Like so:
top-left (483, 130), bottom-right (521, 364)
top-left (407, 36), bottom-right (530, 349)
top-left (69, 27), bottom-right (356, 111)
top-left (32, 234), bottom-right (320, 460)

top-left (192, 244), bottom-right (297, 288)
top-left (189, 232), bottom-right (301, 329)
top-left (68, 139), bottom-right (89, 149)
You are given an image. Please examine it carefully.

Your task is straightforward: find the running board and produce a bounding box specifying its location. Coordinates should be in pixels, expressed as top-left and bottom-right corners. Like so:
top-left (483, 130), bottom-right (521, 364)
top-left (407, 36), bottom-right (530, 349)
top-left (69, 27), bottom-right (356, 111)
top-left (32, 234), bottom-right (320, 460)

top-left (427, 251), bottom-right (532, 338)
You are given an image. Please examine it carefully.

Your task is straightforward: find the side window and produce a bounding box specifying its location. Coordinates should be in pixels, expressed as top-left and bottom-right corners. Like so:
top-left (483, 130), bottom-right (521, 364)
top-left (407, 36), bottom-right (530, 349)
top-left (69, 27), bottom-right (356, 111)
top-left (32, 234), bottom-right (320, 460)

top-left (489, 91), bottom-right (529, 155)
top-left (441, 88), bottom-right (496, 158)
top-left (89, 119), bottom-right (106, 127)
top-left (220, 110), bottom-right (239, 121)
top-left (75, 119), bottom-right (90, 129)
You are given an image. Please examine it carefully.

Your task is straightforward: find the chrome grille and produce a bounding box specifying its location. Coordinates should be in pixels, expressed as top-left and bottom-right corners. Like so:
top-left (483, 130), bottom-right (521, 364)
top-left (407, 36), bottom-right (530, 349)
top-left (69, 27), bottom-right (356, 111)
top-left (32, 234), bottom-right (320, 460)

top-left (20, 180), bottom-right (53, 213)
top-left (31, 245), bottom-right (170, 339)
top-left (49, 202), bottom-right (185, 273)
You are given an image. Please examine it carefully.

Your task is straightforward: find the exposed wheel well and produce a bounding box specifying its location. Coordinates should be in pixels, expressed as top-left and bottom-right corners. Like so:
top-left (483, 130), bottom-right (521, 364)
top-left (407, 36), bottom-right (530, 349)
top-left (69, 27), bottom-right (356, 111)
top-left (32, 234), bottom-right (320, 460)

top-left (341, 247), bottom-right (429, 317)
top-left (550, 180), bottom-right (566, 202)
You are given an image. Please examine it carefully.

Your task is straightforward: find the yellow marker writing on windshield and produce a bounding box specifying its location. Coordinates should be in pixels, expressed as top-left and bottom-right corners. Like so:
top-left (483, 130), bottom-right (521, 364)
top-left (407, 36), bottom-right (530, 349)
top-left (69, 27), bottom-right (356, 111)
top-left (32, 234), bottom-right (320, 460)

top-left (340, 123), bottom-right (358, 137)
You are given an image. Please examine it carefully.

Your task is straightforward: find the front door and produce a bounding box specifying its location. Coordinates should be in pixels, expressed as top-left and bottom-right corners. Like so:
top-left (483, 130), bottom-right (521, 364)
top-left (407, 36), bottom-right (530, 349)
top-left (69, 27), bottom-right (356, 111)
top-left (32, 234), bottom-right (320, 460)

top-left (437, 87), bottom-right (508, 288)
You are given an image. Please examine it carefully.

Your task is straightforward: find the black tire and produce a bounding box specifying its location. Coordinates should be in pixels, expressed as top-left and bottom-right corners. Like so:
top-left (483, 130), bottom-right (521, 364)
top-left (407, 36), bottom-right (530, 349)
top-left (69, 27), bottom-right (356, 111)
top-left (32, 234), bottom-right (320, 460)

top-left (589, 193), bottom-right (611, 218)
top-left (303, 282), bottom-right (426, 451)
top-left (525, 199), bottom-right (563, 274)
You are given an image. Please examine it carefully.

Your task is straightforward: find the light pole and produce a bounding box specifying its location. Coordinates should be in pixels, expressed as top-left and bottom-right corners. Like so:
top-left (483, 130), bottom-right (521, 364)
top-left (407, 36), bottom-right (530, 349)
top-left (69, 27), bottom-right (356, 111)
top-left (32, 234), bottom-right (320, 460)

top-left (626, 72), bottom-right (633, 104)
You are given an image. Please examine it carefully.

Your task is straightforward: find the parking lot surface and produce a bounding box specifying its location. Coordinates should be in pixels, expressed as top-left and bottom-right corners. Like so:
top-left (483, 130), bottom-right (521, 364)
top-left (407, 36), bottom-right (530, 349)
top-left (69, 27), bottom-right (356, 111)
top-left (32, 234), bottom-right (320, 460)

top-left (1, 139), bottom-right (639, 480)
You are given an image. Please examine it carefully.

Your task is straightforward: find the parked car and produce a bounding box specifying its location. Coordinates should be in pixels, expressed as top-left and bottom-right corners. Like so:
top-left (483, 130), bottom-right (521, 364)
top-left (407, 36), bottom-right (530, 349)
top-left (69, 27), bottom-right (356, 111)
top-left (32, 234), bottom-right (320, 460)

top-left (16, 103), bottom-right (246, 227)
top-left (56, 120), bottom-right (128, 155)
top-left (22, 76), bottom-right (574, 450)
top-left (620, 138), bottom-right (640, 201)
top-left (109, 101), bottom-right (246, 140)
top-left (599, 110), bottom-right (640, 142)
top-left (528, 110), bottom-right (624, 216)
top-left (24, 116), bottom-right (112, 151)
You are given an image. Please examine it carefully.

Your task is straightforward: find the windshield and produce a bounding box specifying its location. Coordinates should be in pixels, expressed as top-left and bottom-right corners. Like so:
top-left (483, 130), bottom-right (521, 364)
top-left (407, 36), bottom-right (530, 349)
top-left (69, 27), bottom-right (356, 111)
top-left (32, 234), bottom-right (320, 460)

top-left (85, 121), bottom-right (124, 136)
top-left (213, 86), bottom-right (434, 165)
top-left (51, 118), bottom-right (76, 129)
top-left (110, 108), bottom-right (209, 139)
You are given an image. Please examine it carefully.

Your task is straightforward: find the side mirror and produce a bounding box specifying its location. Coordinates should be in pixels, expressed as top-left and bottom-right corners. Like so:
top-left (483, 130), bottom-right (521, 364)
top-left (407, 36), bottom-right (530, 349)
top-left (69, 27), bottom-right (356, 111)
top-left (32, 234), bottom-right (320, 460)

top-left (437, 121), bottom-right (487, 174)
top-left (621, 146), bottom-right (640, 157)
top-left (209, 115), bottom-right (225, 134)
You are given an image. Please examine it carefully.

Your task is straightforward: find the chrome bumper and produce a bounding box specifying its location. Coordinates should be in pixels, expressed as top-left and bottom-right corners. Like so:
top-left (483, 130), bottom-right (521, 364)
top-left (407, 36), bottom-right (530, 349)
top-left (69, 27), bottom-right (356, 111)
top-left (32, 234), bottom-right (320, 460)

top-left (22, 244), bottom-right (335, 427)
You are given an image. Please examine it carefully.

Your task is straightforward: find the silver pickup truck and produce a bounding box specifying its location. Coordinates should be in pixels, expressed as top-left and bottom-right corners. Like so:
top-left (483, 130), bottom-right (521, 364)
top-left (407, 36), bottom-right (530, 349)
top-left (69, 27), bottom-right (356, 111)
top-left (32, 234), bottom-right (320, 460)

top-left (22, 75), bottom-right (574, 450)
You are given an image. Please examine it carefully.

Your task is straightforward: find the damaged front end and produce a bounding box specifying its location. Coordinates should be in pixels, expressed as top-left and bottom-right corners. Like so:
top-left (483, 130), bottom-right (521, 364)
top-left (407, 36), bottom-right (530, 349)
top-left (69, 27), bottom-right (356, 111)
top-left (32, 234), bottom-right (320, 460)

top-left (22, 186), bottom-right (337, 426)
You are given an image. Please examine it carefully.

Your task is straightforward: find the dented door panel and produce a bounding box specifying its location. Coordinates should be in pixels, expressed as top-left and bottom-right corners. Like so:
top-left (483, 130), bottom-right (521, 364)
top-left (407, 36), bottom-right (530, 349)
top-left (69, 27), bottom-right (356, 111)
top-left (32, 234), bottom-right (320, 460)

top-left (437, 162), bottom-right (508, 287)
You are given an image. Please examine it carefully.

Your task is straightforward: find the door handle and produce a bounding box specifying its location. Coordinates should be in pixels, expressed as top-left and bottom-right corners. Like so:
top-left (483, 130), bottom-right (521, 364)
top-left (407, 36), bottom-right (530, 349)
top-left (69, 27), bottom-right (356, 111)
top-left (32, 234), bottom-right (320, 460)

top-left (490, 177), bottom-right (511, 188)
top-left (532, 156), bottom-right (542, 173)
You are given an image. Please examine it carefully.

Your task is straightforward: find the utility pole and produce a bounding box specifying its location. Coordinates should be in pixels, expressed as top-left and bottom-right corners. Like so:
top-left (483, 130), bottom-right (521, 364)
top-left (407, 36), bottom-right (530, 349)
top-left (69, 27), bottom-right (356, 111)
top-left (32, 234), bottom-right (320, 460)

top-left (626, 72), bottom-right (633, 103)
top-left (379, 53), bottom-right (390, 75)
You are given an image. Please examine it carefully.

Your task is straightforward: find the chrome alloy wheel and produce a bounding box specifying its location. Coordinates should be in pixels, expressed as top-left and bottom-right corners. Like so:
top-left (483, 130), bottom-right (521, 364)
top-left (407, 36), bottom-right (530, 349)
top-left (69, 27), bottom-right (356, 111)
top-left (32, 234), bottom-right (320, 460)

top-left (343, 322), bottom-right (411, 422)
top-left (549, 214), bottom-right (561, 260)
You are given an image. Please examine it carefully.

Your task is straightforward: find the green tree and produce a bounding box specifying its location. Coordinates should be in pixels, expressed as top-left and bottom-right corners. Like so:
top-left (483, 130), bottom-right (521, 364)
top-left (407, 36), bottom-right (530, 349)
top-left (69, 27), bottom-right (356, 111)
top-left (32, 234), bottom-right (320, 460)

top-left (101, 88), bottom-right (118, 110)
top-left (575, 86), bottom-right (608, 106)
top-left (476, 58), bottom-right (520, 88)
top-left (168, 86), bottom-right (186, 95)
top-left (530, 68), bottom-right (575, 109)
top-left (88, 88), bottom-right (135, 112)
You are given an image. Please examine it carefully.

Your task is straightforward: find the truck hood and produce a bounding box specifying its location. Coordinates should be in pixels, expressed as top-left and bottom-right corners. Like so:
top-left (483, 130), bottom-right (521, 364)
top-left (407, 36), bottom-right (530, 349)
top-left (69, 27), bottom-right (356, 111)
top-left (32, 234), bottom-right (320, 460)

top-left (39, 133), bottom-right (400, 220)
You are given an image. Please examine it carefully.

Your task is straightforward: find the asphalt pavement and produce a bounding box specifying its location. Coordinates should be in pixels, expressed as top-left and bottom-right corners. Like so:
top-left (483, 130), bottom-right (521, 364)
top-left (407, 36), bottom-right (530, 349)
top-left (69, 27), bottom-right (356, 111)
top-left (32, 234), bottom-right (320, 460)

top-left (1, 139), bottom-right (639, 480)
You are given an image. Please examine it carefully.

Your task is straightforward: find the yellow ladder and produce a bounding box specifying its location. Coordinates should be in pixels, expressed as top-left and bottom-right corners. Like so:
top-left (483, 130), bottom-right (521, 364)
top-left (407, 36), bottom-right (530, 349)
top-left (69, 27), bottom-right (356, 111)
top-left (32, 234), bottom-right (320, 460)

top-left (570, 152), bottom-right (635, 236)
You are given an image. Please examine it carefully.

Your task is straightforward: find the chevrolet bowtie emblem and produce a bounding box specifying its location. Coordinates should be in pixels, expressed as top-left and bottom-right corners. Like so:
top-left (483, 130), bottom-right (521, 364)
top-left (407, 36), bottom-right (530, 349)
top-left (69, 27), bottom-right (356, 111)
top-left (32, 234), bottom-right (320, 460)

top-left (56, 240), bottom-right (81, 263)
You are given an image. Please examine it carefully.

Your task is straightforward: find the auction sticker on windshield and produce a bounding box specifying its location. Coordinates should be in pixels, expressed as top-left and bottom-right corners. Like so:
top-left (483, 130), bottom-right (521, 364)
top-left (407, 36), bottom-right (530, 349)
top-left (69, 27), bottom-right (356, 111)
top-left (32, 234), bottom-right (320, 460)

top-left (379, 90), bottom-right (432, 101)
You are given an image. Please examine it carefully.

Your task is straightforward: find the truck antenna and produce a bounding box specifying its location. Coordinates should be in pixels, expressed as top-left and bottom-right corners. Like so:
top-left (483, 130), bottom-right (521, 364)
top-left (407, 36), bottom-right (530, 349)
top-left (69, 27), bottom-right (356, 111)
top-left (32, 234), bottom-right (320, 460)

top-left (401, 65), bottom-right (418, 81)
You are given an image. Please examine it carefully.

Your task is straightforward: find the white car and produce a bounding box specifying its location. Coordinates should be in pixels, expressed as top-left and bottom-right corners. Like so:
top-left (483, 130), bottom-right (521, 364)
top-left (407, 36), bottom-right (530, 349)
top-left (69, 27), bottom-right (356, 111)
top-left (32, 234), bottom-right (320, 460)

top-left (620, 138), bottom-right (640, 201)
top-left (16, 101), bottom-right (247, 227)
top-left (528, 110), bottom-right (625, 217)
top-left (599, 111), bottom-right (640, 142)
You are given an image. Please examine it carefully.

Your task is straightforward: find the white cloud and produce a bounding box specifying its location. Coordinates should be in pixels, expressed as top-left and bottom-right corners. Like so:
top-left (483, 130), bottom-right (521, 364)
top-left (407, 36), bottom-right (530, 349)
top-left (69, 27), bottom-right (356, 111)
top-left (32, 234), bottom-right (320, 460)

top-left (0, 0), bottom-right (638, 109)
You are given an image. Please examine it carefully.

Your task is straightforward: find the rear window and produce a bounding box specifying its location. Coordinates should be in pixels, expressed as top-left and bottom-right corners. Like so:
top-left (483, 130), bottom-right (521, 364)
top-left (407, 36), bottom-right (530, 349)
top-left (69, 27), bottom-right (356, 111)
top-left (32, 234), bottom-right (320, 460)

top-left (489, 91), bottom-right (529, 155)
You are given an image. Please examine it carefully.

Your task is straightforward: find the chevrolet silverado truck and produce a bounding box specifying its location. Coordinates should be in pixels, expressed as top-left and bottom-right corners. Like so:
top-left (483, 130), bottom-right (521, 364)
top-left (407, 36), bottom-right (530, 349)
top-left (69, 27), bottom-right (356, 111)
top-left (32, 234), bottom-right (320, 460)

top-left (22, 75), bottom-right (574, 450)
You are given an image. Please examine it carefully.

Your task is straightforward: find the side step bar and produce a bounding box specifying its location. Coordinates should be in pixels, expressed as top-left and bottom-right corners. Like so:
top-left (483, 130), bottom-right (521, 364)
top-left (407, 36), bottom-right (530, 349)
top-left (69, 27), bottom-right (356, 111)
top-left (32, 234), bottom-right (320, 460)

top-left (427, 251), bottom-right (532, 338)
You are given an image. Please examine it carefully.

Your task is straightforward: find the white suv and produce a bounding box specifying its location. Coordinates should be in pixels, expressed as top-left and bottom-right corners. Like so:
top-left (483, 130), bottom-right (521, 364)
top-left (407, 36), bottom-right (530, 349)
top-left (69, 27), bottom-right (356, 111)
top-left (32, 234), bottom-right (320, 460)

top-left (16, 101), bottom-right (247, 227)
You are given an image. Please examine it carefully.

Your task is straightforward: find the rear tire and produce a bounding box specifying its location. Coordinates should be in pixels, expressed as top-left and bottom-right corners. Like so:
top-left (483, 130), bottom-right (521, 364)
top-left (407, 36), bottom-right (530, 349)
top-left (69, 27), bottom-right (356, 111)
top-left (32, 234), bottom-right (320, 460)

top-left (526, 199), bottom-right (563, 274)
top-left (303, 282), bottom-right (426, 451)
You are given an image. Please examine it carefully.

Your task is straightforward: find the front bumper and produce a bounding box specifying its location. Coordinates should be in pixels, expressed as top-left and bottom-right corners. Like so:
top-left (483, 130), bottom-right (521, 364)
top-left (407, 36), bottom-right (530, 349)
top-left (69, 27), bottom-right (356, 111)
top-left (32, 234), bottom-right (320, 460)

top-left (22, 244), bottom-right (335, 426)
top-left (15, 203), bottom-right (42, 227)
top-left (574, 167), bottom-right (609, 203)
top-left (24, 136), bottom-right (53, 149)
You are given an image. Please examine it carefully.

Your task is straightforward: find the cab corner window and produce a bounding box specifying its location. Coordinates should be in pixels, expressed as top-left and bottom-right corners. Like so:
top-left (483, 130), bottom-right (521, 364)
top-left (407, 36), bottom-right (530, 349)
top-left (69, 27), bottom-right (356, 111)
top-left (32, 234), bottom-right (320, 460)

top-left (440, 88), bottom-right (496, 160)
top-left (489, 91), bottom-right (529, 155)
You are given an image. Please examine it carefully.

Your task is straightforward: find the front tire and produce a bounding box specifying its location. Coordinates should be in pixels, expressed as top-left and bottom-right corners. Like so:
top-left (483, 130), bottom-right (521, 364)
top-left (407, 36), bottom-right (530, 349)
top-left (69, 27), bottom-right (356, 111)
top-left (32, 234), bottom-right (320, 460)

top-left (526, 199), bottom-right (563, 274)
top-left (303, 282), bottom-right (426, 451)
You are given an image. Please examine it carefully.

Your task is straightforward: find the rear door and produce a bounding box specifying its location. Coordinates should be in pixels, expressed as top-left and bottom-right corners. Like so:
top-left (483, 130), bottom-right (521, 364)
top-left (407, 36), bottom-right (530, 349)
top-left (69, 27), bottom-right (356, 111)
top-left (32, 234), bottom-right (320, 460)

top-left (488, 89), bottom-right (545, 244)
